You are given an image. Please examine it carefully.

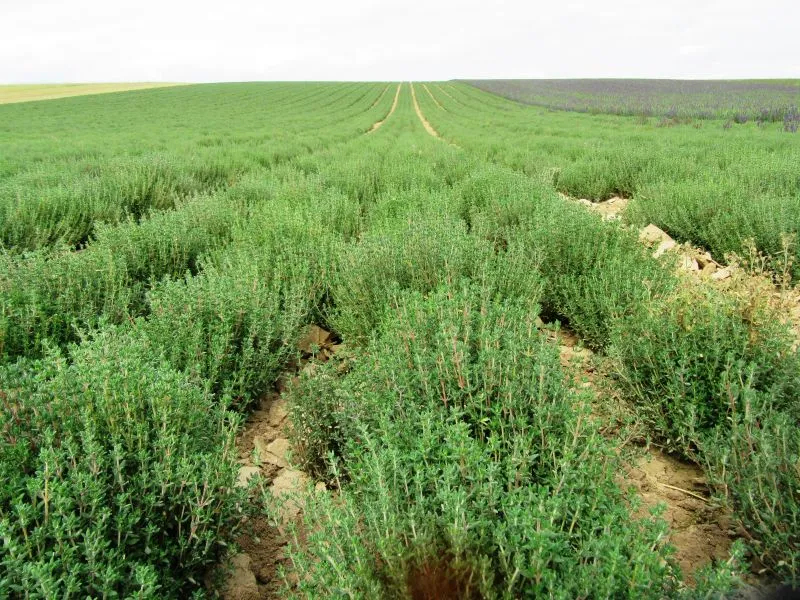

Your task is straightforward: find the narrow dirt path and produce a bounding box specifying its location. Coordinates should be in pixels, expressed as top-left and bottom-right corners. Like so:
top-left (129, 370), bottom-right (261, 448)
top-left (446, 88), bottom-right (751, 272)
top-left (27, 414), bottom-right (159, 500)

top-left (367, 83), bottom-right (401, 133)
top-left (558, 193), bottom-right (800, 584)
top-left (552, 325), bottom-right (736, 584)
top-left (215, 326), bottom-right (337, 600)
top-left (369, 84), bottom-right (391, 109)
top-left (410, 83), bottom-right (442, 139)
top-left (411, 83), bottom-right (462, 149)
top-left (434, 83), bottom-right (458, 102)
top-left (422, 84), bottom-right (444, 110)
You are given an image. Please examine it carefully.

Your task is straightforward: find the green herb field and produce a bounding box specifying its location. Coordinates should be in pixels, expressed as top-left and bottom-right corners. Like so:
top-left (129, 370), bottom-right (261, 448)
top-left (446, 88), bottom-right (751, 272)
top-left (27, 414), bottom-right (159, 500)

top-left (0, 82), bottom-right (798, 599)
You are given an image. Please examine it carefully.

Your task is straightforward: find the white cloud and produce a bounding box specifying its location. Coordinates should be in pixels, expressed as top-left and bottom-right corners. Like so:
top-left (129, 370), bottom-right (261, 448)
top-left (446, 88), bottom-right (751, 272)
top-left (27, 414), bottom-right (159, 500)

top-left (0, 0), bottom-right (798, 82)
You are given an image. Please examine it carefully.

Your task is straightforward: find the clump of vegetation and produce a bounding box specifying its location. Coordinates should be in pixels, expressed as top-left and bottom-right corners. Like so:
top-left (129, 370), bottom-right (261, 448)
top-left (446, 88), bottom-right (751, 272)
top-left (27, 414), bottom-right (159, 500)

top-left (611, 282), bottom-right (799, 456)
top-left (287, 283), bottom-right (703, 598)
top-left (703, 386), bottom-right (800, 583)
top-left (0, 331), bottom-right (243, 597)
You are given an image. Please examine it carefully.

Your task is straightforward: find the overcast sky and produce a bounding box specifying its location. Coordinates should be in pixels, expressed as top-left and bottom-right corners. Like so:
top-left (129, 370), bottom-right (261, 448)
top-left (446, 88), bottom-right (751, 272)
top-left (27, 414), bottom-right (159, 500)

top-left (1, 0), bottom-right (798, 83)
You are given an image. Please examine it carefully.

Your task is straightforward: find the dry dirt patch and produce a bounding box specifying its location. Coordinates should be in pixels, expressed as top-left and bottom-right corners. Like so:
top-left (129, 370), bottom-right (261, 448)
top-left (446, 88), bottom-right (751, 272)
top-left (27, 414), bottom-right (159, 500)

top-left (623, 450), bottom-right (734, 584)
top-left (214, 325), bottom-right (339, 599)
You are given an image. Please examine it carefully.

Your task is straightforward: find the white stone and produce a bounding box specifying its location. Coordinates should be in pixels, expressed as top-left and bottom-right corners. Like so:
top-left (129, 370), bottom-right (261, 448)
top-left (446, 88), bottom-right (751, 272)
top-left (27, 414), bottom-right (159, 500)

top-left (236, 466), bottom-right (261, 489)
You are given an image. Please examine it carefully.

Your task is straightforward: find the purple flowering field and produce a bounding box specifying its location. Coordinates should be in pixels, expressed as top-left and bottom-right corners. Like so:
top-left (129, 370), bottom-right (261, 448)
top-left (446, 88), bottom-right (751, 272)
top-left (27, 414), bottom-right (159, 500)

top-left (462, 79), bottom-right (800, 122)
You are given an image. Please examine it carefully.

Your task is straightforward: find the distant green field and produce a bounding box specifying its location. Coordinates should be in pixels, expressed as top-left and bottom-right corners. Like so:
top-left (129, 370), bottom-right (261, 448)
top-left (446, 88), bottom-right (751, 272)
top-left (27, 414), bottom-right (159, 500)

top-left (0, 82), bottom-right (182, 104)
top-left (0, 82), bottom-right (798, 598)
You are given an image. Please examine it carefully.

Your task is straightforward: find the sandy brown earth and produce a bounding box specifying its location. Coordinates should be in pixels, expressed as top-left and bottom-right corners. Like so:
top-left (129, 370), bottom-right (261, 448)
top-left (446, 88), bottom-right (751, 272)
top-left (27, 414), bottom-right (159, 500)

top-left (554, 325), bottom-right (736, 584)
top-left (367, 83), bottom-right (402, 133)
top-left (214, 326), bottom-right (337, 599)
top-left (625, 451), bottom-right (735, 583)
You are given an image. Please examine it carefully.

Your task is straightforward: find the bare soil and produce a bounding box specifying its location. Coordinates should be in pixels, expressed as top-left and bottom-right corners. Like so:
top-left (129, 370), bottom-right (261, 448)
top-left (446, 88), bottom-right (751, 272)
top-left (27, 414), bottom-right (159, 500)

top-left (214, 326), bottom-right (338, 599)
top-left (624, 450), bottom-right (734, 583)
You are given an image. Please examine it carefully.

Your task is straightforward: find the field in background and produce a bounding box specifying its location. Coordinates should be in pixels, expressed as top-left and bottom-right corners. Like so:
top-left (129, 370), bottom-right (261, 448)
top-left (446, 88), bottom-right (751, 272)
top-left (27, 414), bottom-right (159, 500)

top-left (0, 81), bottom-right (798, 599)
top-left (463, 78), bottom-right (800, 121)
top-left (0, 82), bottom-right (183, 104)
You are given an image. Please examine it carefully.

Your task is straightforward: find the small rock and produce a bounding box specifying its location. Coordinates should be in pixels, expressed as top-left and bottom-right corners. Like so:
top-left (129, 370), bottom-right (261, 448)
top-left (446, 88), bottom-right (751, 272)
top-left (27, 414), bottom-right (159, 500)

top-left (271, 469), bottom-right (311, 521)
top-left (267, 399), bottom-right (288, 427)
top-left (711, 267), bottom-right (731, 281)
top-left (701, 262), bottom-right (718, 276)
top-left (272, 469), bottom-right (309, 497)
top-left (236, 466), bottom-right (261, 489)
top-left (266, 438), bottom-right (291, 467)
top-left (222, 554), bottom-right (259, 600)
top-left (578, 198), bottom-right (593, 207)
top-left (653, 239), bottom-right (677, 258)
top-left (253, 436), bottom-right (289, 468)
top-left (297, 325), bottom-right (332, 354)
top-left (315, 481), bottom-right (328, 493)
top-left (640, 224), bottom-right (673, 246)
top-left (695, 251), bottom-right (715, 268)
top-left (678, 255), bottom-right (700, 272)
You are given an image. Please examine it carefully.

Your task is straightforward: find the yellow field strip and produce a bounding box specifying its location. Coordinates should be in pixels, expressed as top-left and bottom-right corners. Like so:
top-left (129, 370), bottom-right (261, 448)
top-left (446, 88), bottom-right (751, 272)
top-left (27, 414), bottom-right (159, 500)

top-left (0, 83), bottom-right (183, 105)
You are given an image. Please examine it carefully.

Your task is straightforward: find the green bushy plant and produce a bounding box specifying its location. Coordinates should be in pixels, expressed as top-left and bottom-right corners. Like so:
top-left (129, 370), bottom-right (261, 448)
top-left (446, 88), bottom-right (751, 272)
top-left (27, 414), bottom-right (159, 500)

top-left (327, 215), bottom-right (492, 341)
top-left (461, 167), bottom-right (676, 348)
top-left (555, 148), bottom-right (652, 200)
top-left (703, 384), bottom-right (800, 583)
top-left (0, 330), bottom-right (242, 598)
top-left (611, 283), bottom-right (799, 456)
top-left (285, 283), bottom-right (735, 598)
top-left (630, 179), bottom-right (800, 279)
top-left (144, 244), bottom-right (314, 406)
top-left (0, 192), bottom-right (240, 361)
